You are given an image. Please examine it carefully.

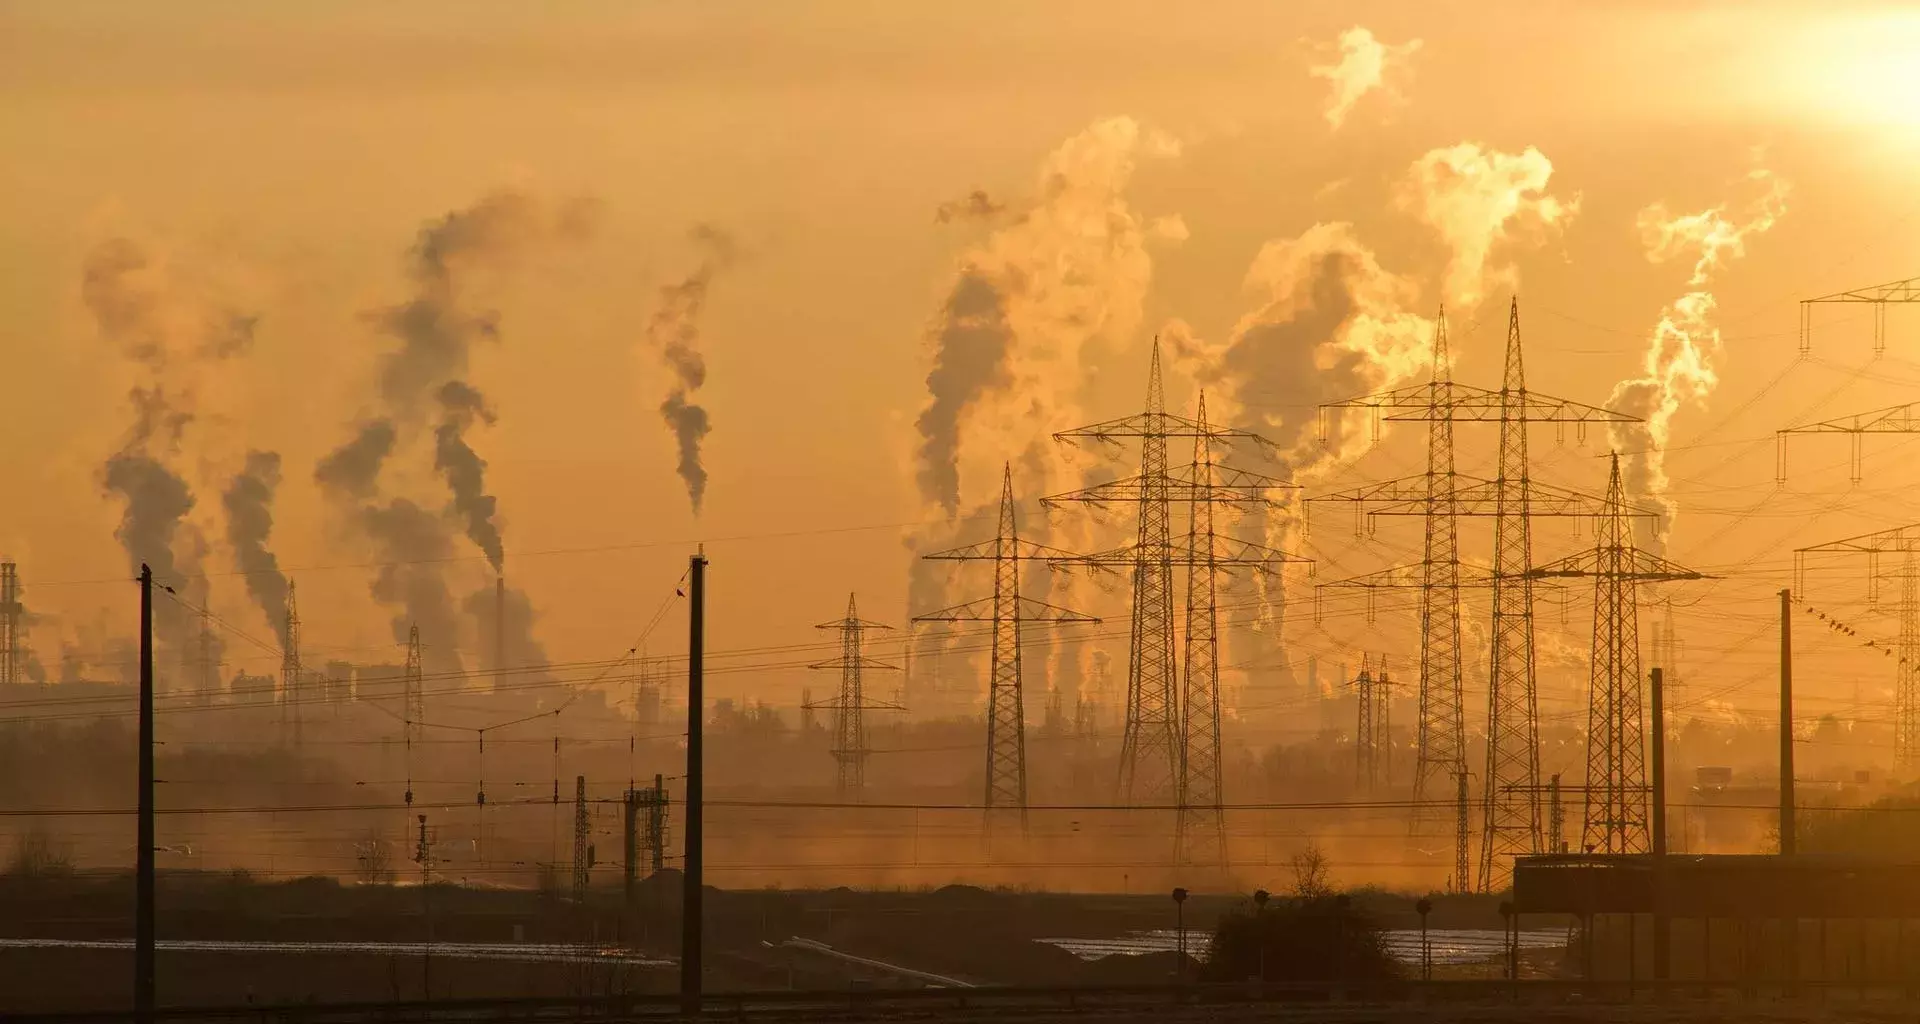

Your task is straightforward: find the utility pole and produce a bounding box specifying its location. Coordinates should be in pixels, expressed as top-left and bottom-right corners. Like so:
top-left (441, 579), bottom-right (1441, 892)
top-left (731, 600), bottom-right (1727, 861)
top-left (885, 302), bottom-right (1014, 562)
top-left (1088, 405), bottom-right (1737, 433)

top-left (1779, 587), bottom-right (1794, 856)
top-left (415, 813), bottom-right (433, 1000)
top-left (136, 564), bottom-right (155, 1023)
top-left (1651, 666), bottom-right (1669, 982)
top-left (680, 550), bottom-right (706, 1016)
top-left (808, 595), bottom-right (903, 800)
top-left (919, 466), bottom-right (1094, 829)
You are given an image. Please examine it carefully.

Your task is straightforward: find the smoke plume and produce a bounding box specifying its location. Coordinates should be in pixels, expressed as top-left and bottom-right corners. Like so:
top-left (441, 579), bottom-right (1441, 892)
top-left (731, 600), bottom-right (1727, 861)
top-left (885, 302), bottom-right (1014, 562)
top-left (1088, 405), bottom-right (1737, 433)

top-left (319, 191), bottom-right (591, 666)
top-left (1398, 143), bottom-right (1578, 310)
top-left (1308, 27), bottom-right (1421, 130)
top-left (83, 236), bottom-right (252, 666)
top-left (222, 450), bottom-right (291, 647)
top-left (433, 381), bottom-right (502, 574)
top-left (913, 116), bottom-right (1179, 517)
top-left (647, 225), bottom-right (738, 515)
top-left (1609, 169), bottom-right (1789, 549)
top-left (463, 581), bottom-right (549, 686)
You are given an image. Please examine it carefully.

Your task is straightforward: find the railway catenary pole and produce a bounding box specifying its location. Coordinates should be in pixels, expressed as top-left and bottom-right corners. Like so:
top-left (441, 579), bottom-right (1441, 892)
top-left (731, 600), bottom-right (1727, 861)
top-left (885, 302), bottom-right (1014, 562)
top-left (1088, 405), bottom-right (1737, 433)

top-left (681, 550), bottom-right (707, 1014)
top-left (136, 564), bottom-right (155, 1023)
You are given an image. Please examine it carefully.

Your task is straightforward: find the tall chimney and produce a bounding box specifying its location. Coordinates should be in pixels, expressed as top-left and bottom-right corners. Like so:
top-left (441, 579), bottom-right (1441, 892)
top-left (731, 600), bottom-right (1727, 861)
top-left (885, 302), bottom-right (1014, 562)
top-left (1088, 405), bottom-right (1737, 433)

top-left (495, 574), bottom-right (506, 693)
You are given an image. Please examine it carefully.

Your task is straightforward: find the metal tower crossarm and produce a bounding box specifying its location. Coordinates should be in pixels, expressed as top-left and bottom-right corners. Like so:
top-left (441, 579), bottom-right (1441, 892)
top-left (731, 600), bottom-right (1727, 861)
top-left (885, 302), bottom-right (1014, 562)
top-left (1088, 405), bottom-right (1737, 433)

top-left (1799, 275), bottom-right (1920, 354)
top-left (1777, 401), bottom-right (1920, 483)
top-left (1310, 473), bottom-right (1657, 533)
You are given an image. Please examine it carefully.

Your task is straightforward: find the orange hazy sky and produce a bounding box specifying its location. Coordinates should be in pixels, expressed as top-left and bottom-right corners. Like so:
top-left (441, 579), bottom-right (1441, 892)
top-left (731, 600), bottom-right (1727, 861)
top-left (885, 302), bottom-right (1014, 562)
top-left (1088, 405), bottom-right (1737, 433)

top-left (4, 1), bottom-right (1920, 729)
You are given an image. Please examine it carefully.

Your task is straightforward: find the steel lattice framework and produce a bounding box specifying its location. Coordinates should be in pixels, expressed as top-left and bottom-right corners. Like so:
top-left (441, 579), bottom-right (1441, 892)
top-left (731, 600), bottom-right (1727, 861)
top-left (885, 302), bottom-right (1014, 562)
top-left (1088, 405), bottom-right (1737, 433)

top-left (571, 774), bottom-right (590, 902)
top-left (403, 624), bottom-right (424, 747)
top-left (1049, 345), bottom-right (1288, 810)
top-left (918, 467), bottom-right (1096, 826)
top-left (1528, 453), bottom-right (1704, 854)
top-left (0, 562), bottom-right (21, 687)
top-left (807, 594), bottom-right (901, 800)
top-left (1794, 524), bottom-right (1920, 772)
top-left (1798, 274), bottom-right (1920, 355)
top-left (281, 581), bottom-right (302, 749)
top-left (1313, 299), bottom-right (1645, 892)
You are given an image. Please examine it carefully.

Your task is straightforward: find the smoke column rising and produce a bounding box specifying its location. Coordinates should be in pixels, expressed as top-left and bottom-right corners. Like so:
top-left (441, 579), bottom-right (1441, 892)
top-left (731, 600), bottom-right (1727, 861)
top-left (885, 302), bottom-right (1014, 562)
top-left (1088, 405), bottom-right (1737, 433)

top-left (1397, 143), bottom-right (1578, 310)
top-left (1609, 169), bottom-right (1789, 549)
top-left (222, 450), bottom-right (291, 647)
top-left (647, 225), bottom-right (738, 515)
top-left (433, 380), bottom-right (502, 573)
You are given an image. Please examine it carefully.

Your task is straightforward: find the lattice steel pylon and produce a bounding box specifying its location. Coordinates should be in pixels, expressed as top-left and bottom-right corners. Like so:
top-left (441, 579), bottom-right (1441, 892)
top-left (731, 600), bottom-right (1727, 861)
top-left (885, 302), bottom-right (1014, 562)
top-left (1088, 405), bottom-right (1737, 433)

top-left (0, 561), bottom-right (23, 686)
top-left (1528, 453), bottom-right (1705, 854)
top-left (1313, 298), bottom-right (1645, 892)
top-left (807, 594), bottom-right (901, 800)
top-left (404, 624), bottom-right (424, 747)
top-left (1050, 345), bottom-right (1292, 807)
top-left (1794, 524), bottom-right (1920, 772)
top-left (1777, 401), bottom-right (1920, 483)
top-left (1178, 395), bottom-right (1226, 868)
top-left (918, 466), bottom-right (1097, 827)
top-left (571, 774), bottom-right (590, 902)
top-left (281, 581), bottom-right (303, 749)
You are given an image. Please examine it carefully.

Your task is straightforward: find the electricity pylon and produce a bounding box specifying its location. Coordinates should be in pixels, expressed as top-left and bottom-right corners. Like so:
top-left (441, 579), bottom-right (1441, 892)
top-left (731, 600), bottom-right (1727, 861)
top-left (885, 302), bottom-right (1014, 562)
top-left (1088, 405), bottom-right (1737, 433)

top-left (0, 561), bottom-right (22, 686)
top-left (1799, 274), bottom-right (1920, 355)
top-left (806, 594), bottom-right (901, 800)
top-left (1314, 298), bottom-right (1644, 892)
top-left (1351, 658), bottom-right (1398, 793)
top-left (1777, 401), bottom-right (1920, 483)
top-left (404, 624), bottom-right (424, 747)
top-left (281, 581), bottom-right (302, 750)
top-left (571, 774), bottom-right (590, 902)
top-left (1050, 344), bottom-right (1285, 811)
top-left (1528, 453), bottom-right (1705, 854)
top-left (1050, 392), bottom-right (1309, 866)
top-left (1794, 524), bottom-right (1920, 772)
top-left (918, 466), bottom-right (1097, 828)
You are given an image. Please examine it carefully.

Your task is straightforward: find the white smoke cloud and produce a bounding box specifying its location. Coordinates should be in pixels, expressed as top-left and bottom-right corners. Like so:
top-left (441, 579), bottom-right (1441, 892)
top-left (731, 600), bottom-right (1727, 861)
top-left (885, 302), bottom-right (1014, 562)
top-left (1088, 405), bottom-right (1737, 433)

top-left (1397, 143), bottom-right (1579, 311)
top-left (913, 115), bottom-right (1181, 517)
top-left (1609, 169), bottom-right (1789, 549)
top-left (1308, 27), bottom-right (1422, 130)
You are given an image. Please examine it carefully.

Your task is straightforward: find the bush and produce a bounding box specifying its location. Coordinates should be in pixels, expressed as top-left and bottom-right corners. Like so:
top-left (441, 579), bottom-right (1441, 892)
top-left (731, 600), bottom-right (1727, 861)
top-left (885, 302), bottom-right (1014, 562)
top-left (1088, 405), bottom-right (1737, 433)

top-left (5, 829), bottom-right (74, 879)
top-left (1200, 894), bottom-right (1400, 984)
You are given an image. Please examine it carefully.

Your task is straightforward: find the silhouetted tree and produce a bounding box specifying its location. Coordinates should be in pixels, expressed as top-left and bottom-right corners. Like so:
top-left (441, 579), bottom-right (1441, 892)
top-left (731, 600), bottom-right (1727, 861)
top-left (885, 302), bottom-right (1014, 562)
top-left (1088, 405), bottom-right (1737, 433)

top-left (1200, 894), bottom-right (1398, 984)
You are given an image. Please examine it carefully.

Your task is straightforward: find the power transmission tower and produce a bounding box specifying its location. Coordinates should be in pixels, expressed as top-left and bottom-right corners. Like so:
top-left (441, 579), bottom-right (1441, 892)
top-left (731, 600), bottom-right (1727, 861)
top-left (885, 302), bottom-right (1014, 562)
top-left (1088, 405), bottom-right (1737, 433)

top-left (0, 561), bottom-right (22, 686)
top-left (1794, 524), bottom-right (1920, 772)
top-left (1350, 658), bottom-right (1399, 793)
top-left (1798, 274), bottom-right (1920, 355)
top-left (1528, 453), bottom-right (1705, 854)
top-left (1049, 388), bottom-right (1307, 865)
top-left (806, 594), bottom-right (901, 800)
top-left (918, 466), bottom-right (1096, 827)
top-left (1049, 344), bottom-right (1286, 808)
top-left (404, 624), bottom-right (424, 747)
top-left (1313, 299), bottom-right (1645, 892)
top-left (281, 581), bottom-right (303, 749)
top-left (1777, 401), bottom-right (1920, 482)
top-left (571, 774), bottom-right (590, 902)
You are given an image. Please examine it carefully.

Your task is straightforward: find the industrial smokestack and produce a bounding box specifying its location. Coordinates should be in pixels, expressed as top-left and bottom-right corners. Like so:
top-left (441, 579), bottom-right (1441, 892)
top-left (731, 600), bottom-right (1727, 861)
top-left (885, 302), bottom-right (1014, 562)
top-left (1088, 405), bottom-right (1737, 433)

top-left (496, 574), bottom-right (506, 693)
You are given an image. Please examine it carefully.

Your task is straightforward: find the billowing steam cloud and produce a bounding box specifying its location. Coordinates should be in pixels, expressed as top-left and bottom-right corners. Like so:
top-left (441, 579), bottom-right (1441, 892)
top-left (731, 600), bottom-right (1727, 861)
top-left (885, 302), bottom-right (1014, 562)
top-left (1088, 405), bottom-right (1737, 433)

top-left (1398, 143), bottom-right (1579, 310)
top-left (318, 191), bottom-right (593, 669)
top-left (222, 450), bottom-right (291, 648)
top-left (913, 116), bottom-right (1180, 518)
top-left (83, 236), bottom-right (252, 673)
top-left (1309, 27), bottom-right (1421, 130)
top-left (646, 225), bottom-right (737, 515)
top-left (1609, 169), bottom-right (1789, 549)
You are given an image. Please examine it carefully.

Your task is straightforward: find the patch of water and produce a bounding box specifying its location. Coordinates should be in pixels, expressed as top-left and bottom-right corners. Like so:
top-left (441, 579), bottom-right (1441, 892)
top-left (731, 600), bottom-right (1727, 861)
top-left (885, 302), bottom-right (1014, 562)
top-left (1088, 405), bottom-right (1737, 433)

top-left (0, 938), bottom-right (673, 966)
top-left (1039, 927), bottom-right (1565, 966)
